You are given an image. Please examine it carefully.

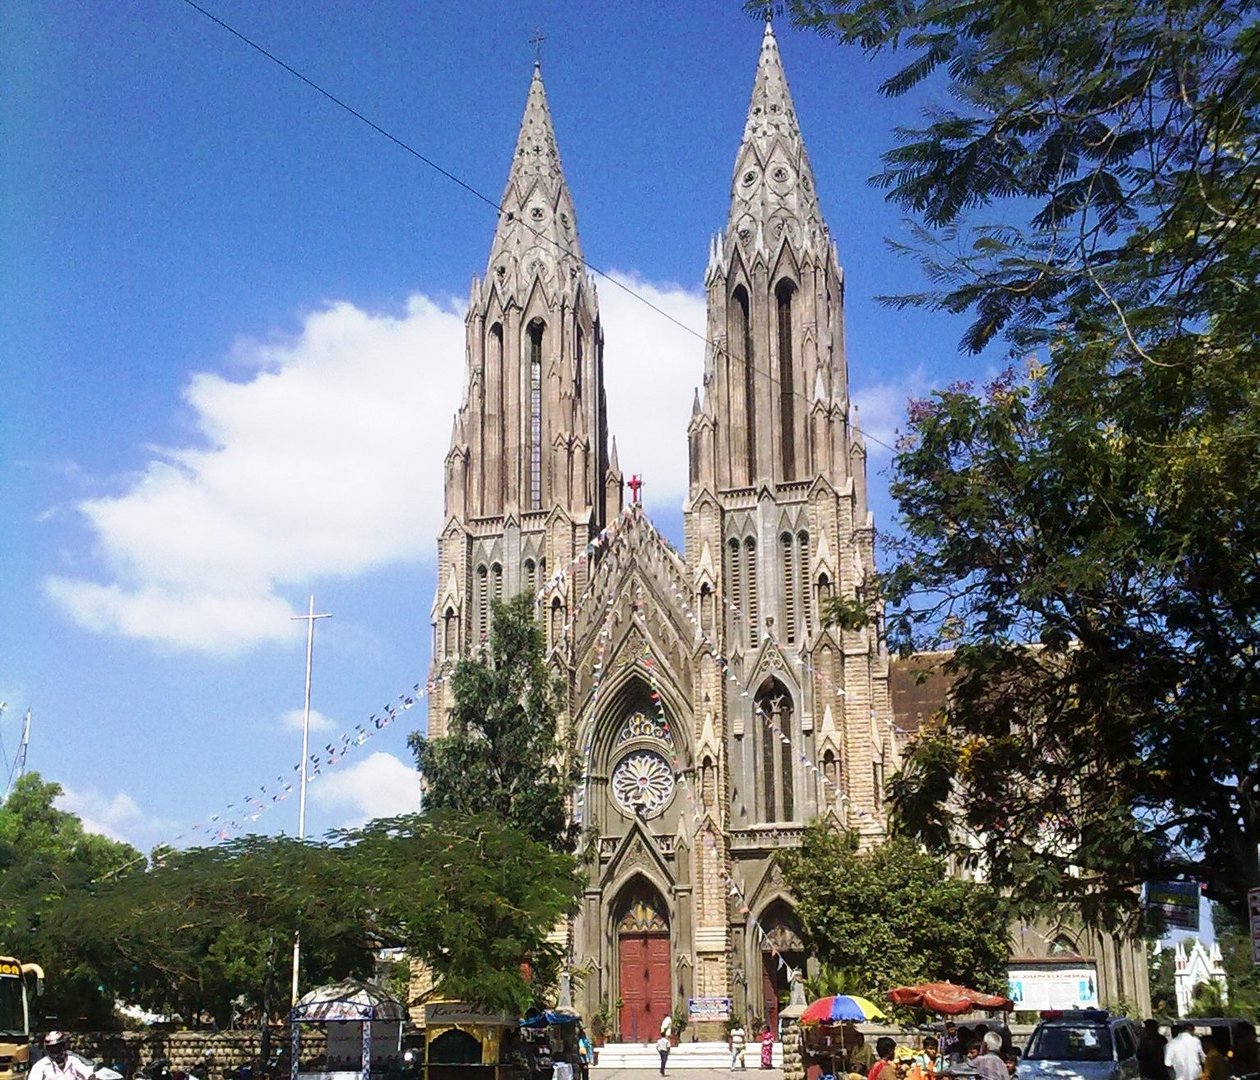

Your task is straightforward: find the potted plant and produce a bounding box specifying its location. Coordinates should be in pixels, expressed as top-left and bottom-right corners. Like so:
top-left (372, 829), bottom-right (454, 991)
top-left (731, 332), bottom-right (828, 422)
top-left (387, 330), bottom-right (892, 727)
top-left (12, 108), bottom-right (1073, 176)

top-left (670, 1004), bottom-right (689, 1047)
top-left (592, 998), bottom-right (620, 1046)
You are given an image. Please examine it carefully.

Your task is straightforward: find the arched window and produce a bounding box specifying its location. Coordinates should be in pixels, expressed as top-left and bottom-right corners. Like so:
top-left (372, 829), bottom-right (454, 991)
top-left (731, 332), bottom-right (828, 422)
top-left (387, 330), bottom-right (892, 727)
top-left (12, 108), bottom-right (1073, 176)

top-left (701, 754), bottom-right (716, 809)
top-left (817, 572), bottom-right (833, 617)
top-left (776, 279), bottom-right (797, 479)
top-left (528, 319), bottom-right (545, 510)
top-left (798, 531), bottom-right (811, 634)
top-left (524, 558), bottom-right (537, 598)
top-left (700, 583), bottom-right (714, 638)
top-left (550, 596), bottom-right (564, 643)
top-left (492, 563), bottom-right (503, 606)
top-left (443, 606), bottom-right (458, 656)
top-left (486, 323), bottom-right (504, 513)
top-left (781, 532), bottom-right (797, 644)
top-left (821, 749), bottom-right (839, 803)
top-left (745, 537), bottom-right (759, 646)
top-left (732, 286), bottom-right (756, 484)
top-left (575, 325), bottom-right (584, 401)
top-left (727, 538), bottom-right (743, 641)
top-left (476, 564), bottom-right (489, 642)
top-left (755, 678), bottom-right (794, 821)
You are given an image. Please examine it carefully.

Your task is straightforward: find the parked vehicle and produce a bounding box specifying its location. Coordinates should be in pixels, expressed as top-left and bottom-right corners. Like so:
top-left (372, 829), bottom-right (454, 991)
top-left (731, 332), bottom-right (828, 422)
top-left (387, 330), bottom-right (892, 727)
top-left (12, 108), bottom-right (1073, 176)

top-left (1021, 1010), bottom-right (1143, 1080)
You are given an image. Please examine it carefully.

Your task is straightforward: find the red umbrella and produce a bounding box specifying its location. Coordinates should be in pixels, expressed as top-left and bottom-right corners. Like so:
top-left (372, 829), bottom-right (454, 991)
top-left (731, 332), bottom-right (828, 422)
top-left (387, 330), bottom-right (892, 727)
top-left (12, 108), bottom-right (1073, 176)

top-left (886, 981), bottom-right (1013, 1015)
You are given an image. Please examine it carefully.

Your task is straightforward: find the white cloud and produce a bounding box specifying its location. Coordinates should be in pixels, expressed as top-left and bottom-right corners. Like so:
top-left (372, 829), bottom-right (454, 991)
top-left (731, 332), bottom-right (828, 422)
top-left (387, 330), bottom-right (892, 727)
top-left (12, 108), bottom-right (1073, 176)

top-left (55, 785), bottom-right (147, 845)
top-left (47, 295), bottom-right (466, 653)
top-left (314, 751), bottom-right (420, 825)
top-left (600, 273), bottom-right (706, 511)
top-left (851, 366), bottom-right (931, 458)
top-left (280, 707), bottom-right (335, 733)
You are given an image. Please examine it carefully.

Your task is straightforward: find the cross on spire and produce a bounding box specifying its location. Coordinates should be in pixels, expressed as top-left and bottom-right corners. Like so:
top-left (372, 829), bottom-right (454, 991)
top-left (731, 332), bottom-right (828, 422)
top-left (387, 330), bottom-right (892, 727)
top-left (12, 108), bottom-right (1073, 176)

top-left (530, 29), bottom-right (546, 66)
top-left (628, 474), bottom-right (644, 504)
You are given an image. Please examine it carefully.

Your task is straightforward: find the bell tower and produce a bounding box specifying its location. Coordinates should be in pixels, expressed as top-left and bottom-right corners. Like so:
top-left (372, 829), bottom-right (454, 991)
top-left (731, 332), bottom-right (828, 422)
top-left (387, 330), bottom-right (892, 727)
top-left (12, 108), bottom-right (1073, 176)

top-left (427, 63), bottom-right (623, 734)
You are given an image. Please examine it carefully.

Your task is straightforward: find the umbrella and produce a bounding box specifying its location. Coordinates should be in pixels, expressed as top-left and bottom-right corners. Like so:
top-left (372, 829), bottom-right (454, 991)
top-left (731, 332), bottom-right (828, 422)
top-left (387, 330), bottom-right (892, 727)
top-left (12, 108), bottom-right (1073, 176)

top-left (800, 995), bottom-right (888, 1024)
top-left (886, 982), bottom-right (1013, 1015)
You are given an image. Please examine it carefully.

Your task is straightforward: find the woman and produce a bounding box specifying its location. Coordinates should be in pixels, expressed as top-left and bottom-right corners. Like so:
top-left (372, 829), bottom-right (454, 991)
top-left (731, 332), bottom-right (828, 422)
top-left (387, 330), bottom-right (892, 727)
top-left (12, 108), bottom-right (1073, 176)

top-left (761, 1026), bottom-right (775, 1069)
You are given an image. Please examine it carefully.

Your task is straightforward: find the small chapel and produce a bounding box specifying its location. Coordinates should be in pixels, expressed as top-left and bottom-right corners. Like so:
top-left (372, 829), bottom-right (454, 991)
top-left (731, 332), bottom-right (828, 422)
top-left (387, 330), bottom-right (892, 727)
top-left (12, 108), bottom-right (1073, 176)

top-left (424, 23), bottom-right (900, 1036)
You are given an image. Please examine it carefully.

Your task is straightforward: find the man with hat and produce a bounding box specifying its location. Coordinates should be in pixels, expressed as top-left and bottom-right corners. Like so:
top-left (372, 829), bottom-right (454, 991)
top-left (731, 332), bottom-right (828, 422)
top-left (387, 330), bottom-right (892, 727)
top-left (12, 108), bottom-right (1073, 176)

top-left (29, 1033), bottom-right (93, 1080)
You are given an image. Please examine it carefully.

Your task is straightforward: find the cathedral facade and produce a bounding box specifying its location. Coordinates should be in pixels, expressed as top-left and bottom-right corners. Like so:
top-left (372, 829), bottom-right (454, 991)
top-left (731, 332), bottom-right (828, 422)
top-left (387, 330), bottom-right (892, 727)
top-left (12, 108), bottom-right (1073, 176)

top-left (426, 25), bottom-right (899, 1037)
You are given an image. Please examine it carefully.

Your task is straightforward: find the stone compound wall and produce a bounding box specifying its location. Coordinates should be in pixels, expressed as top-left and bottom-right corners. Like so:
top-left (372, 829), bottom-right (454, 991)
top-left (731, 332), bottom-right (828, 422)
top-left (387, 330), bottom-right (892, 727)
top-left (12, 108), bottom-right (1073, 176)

top-left (63, 1029), bottom-right (327, 1077)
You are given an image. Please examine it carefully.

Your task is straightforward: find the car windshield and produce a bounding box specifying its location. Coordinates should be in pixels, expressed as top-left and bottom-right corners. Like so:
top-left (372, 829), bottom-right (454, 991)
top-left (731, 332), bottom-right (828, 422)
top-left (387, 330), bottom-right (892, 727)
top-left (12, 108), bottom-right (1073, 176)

top-left (1027, 1024), bottom-right (1114, 1063)
top-left (0, 976), bottom-right (24, 1038)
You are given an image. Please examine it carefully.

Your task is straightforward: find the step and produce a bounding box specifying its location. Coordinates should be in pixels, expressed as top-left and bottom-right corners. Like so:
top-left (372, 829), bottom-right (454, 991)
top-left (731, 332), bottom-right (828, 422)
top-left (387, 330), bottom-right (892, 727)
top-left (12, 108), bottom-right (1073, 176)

top-left (593, 1041), bottom-right (783, 1070)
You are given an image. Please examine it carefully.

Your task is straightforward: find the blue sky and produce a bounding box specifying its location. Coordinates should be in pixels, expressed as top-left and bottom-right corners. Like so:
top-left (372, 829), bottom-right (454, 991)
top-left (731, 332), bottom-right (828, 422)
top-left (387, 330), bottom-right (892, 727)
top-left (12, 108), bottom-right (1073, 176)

top-left (1, 1), bottom-right (990, 848)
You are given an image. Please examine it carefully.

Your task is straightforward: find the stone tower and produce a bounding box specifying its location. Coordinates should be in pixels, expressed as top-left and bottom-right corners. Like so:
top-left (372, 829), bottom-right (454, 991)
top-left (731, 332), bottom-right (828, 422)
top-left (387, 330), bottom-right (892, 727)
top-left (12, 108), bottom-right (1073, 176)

top-left (427, 63), bottom-right (623, 735)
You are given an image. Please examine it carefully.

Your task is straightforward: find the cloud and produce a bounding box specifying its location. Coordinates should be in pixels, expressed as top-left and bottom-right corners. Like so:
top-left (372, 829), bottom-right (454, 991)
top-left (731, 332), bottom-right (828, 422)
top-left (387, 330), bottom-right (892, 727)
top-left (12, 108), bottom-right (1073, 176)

top-left (47, 295), bottom-right (466, 653)
top-left (600, 274), bottom-right (706, 512)
top-left (851, 367), bottom-right (931, 458)
top-left (55, 785), bottom-right (148, 845)
top-left (314, 751), bottom-right (420, 825)
top-left (280, 707), bottom-right (335, 734)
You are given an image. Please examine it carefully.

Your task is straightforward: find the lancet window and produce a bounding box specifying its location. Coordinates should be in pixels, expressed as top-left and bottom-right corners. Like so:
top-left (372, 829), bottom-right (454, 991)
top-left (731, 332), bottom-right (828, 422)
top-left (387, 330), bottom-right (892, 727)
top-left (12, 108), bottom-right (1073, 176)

top-left (528, 319), bottom-right (544, 510)
top-left (755, 677), bottom-right (795, 821)
top-left (776, 279), bottom-right (797, 479)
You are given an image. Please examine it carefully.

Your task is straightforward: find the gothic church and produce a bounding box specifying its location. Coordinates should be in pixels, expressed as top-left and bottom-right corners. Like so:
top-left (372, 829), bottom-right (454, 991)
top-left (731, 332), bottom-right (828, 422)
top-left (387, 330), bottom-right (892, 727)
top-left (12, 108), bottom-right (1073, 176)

top-left (426, 25), bottom-right (900, 1036)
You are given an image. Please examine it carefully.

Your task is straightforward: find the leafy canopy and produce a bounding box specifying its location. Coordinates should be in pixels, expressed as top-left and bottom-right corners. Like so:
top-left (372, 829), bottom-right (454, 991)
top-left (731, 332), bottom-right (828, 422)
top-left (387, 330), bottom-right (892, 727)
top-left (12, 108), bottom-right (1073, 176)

top-left (410, 593), bottom-right (581, 849)
top-left (774, 0), bottom-right (1260, 932)
top-left (777, 824), bottom-right (1011, 996)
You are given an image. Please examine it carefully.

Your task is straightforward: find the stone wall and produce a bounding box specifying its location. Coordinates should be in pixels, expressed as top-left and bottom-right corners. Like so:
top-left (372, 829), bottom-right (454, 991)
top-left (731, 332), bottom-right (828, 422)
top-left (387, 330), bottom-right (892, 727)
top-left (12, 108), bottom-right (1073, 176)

top-left (62, 1029), bottom-right (326, 1077)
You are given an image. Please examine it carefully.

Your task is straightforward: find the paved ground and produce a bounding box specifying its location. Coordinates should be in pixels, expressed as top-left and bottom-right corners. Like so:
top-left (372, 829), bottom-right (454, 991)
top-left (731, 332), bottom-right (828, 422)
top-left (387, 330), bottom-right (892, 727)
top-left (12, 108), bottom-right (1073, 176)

top-left (594, 1070), bottom-right (785, 1080)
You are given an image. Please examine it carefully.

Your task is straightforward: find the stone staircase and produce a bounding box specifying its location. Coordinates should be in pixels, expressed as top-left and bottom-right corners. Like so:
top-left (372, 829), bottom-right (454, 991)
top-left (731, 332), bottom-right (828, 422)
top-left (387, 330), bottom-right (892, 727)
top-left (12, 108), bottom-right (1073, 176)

top-left (593, 1040), bottom-right (783, 1070)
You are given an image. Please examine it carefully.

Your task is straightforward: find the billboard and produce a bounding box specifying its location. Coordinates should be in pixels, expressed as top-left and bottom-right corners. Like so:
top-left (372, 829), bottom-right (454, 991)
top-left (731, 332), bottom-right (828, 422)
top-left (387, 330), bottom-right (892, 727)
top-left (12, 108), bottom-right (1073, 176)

top-left (1146, 881), bottom-right (1200, 931)
top-left (1008, 962), bottom-right (1099, 1011)
top-left (688, 996), bottom-right (733, 1022)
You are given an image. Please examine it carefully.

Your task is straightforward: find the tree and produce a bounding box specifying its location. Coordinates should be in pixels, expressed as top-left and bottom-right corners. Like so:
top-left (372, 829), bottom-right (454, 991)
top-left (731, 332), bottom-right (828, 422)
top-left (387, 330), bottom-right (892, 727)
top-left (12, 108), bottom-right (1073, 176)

top-left (0, 772), bottom-right (141, 1027)
top-left (409, 594), bottom-right (581, 848)
top-left (1147, 944), bottom-right (1176, 1018)
top-left (1212, 904), bottom-right (1260, 1021)
top-left (332, 811), bottom-right (582, 1014)
top-left (773, 0), bottom-right (1260, 932)
top-left (776, 823), bottom-right (1011, 997)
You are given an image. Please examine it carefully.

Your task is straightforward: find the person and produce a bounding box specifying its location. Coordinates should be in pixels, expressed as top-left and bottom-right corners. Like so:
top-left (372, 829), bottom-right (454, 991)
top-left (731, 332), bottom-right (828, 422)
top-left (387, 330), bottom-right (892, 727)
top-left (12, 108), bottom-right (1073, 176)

top-left (971, 1033), bottom-right (1007, 1080)
top-left (1137, 1020), bottom-right (1169, 1080)
top-left (1233, 1022), bottom-right (1258, 1077)
top-left (730, 1021), bottom-right (748, 1070)
top-left (29, 1033), bottom-right (93, 1080)
top-left (939, 1024), bottom-right (960, 1063)
top-left (661, 1015), bottom-right (673, 1039)
top-left (576, 1029), bottom-right (594, 1080)
top-left (915, 1037), bottom-right (940, 1078)
top-left (656, 1033), bottom-right (671, 1077)
top-left (845, 1025), bottom-right (874, 1072)
top-left (1001, 1047), bottom-right (1020, 1077)
top-left (868, 1038), bottom-right (897, 1080)
top-left (1164, 1024), bottom-right (1204, 1080)
top-left (1199, 1036), bottom-right (1228, 1080)
top-left (761, 1026), bottom-right (775, 1069)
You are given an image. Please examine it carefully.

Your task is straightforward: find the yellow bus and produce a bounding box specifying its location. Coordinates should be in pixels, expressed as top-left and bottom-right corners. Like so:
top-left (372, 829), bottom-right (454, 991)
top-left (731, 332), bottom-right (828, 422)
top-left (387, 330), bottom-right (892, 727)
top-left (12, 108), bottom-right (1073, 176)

top-left (0, 959), bottom-right (43, 1080)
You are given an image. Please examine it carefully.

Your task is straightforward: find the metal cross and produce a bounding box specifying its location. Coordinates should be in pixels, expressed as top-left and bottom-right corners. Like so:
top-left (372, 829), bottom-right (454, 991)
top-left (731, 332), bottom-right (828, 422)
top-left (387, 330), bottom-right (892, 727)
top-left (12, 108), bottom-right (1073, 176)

top-left (530, 29), bottom-right (546, 65)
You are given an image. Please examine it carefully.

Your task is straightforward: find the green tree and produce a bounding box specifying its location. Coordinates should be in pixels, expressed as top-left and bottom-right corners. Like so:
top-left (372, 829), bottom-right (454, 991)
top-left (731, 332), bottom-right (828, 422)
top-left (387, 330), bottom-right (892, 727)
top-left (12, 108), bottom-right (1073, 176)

top-left (1147, 944), bottom-right (1176, 1018)
top-left (776, 823), bottom-right (1010, 997)
top-left (333, 811), bottom-right (582, 1014)
top-left (0, 772), bottom-right (140, 1027)
top-left (409, 594), bottom-right (580, 848)
top-left (773, 0), bottom-right (1260, 932)
top-left (1213, 905), bottom-right (1260, 1021)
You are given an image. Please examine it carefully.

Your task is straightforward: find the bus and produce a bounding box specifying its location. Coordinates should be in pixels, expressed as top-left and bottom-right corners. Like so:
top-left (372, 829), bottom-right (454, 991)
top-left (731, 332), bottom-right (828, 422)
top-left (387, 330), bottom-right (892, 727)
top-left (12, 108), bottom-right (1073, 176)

top-left (0, 959), bottom-right (43, 1080)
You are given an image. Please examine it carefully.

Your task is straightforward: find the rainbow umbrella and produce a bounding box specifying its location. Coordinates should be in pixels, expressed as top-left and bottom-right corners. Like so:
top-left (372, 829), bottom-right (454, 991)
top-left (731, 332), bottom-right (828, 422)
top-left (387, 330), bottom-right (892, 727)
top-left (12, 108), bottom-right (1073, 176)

top-left (800, 995), bottom-right (888, 1024)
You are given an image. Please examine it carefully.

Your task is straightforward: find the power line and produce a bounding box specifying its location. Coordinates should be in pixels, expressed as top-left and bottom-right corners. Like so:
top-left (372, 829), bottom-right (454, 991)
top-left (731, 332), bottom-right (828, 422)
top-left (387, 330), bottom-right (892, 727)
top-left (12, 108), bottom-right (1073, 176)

top-left (175, 0), bottom-right (900, 456)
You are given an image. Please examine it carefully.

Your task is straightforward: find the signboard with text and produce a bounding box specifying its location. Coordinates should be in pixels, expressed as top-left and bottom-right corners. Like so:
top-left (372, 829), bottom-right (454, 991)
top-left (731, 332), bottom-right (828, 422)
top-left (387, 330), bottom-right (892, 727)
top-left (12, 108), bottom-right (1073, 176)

top-left (688, 996), bottom-right (732, 1022)
top-left (1008, 963), bottom-right (1100, 1011)
top-left (1147, 881), bottom-right (1200, 931)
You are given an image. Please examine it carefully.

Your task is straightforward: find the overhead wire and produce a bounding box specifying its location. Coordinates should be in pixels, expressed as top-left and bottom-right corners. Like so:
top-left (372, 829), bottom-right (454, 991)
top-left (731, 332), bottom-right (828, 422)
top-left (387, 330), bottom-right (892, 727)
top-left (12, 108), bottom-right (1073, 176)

top-left (176, 0), bottom-right (901, 456)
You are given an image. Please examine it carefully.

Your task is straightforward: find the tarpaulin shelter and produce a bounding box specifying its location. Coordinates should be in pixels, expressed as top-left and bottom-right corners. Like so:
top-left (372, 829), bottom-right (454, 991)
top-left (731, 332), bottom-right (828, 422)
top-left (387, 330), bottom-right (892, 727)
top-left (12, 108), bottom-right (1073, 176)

top-left (886, 982), bottom-right (1014, 1015)
top-left (289, 979), bottom-right (406, 1080)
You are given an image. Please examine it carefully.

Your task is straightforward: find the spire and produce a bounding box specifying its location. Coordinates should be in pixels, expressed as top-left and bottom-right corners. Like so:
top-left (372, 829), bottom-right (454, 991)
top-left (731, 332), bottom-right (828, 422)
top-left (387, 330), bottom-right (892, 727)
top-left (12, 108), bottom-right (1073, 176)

top-left (485, 64), bottom-right (588, 300)
top-left (726, 20), bottom-right (826, 254)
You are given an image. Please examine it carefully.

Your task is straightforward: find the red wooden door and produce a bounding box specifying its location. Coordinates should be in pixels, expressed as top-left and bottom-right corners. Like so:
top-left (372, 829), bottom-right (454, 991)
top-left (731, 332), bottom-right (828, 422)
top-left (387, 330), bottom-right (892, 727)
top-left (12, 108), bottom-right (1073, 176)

top-left (762, 952), bottom-right (781, 1035)
top-left (619, 933), bottom-right (670, 1042)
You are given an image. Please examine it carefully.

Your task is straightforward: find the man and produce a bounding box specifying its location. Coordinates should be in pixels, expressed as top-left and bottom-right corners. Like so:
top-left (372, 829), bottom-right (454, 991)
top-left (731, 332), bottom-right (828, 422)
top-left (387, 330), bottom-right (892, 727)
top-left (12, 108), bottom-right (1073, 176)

top-left (656, 1032), bottom-right (671, 1077)
top-left (971, 1033), bottom-right (1007, 1080)
top-left (1137, 1020), bottom-right (1170, 1080)
top-left (1199, 1036), bottom-right (1228, 1080)
top-left (869, 1037), bottom-right (897, 1080)
top-left (939, 1023), bottom-right (960, 1062)
top-left (29, 1033), bottom-right (93, 1080)
top-left (576, 1028), bottom-right (594, 1080)
top-left (730, 1021), bottom-right (747, 1070)
top-left (1164, 1024), bottom-right (1204, 1080)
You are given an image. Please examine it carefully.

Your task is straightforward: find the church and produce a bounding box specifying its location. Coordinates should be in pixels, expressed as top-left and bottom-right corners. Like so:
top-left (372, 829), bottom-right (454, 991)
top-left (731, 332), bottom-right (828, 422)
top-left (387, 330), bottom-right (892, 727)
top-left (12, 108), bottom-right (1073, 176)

top-left (424, 23), bottom-right (901, 1037)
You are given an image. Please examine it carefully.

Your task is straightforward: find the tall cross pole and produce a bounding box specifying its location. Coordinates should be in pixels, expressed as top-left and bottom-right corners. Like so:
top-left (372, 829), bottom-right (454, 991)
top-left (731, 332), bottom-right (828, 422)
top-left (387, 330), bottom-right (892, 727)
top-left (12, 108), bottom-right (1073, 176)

top-left (290, 594), bottom-right (331, 1006)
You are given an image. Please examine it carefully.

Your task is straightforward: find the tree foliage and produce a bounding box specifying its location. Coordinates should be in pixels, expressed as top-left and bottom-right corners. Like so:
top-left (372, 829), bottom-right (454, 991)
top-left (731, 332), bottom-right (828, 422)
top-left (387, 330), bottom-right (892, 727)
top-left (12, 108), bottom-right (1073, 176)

top-left (410, 594), bottom-right (580, 849)
top-left (773, 0), bottom-right (1260, 932)
top-left (776, 824), bottom-right (1011, 997)
top-left (0, 773), bottom-right (141, 1027)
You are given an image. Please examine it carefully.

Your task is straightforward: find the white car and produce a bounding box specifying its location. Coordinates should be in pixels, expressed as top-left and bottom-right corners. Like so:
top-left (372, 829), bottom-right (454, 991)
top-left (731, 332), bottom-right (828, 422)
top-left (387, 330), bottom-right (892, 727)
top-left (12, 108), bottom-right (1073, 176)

top-left (1021, 1010), bottom-right (1143, 1080)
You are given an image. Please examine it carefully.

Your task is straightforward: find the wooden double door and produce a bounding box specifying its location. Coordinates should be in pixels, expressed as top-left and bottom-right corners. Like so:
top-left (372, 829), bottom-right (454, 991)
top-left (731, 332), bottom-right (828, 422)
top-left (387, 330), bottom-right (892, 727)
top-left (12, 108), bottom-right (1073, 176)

top-left (618, 932), bottom-right (670, 1043)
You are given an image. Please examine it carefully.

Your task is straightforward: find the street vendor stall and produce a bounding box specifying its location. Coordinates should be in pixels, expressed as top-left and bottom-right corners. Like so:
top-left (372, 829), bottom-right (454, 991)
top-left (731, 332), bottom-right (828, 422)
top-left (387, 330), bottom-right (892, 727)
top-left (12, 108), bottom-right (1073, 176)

top-left (516, 1009), bottom-right (582, 1080)
top-left (797, 995), bottom-right (887, 1080)
top-left (423, 1002), bottom-right (517, 1080)
top-left (290, 979), bottom-right (406, 1080)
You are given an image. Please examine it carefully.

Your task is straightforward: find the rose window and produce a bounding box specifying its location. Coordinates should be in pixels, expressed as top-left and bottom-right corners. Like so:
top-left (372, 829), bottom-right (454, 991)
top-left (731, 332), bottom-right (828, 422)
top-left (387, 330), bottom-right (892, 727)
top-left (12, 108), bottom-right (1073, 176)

top-left (611, 749), bottom-right (675, 817)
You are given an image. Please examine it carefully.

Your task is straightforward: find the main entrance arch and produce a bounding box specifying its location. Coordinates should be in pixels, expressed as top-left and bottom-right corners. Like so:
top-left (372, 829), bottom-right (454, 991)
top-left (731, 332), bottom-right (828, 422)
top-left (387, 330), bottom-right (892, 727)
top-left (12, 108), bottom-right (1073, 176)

top-left (759, 900), bottom-right (806, 1034)
top-left (615, 879), bottom-right (670, 1043)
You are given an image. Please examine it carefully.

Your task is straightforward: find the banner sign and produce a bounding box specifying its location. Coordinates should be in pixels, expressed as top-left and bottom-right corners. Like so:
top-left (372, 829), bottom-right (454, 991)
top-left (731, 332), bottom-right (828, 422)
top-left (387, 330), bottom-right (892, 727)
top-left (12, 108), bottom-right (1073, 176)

top-left (0, 961), bottom-right (20, 978)
top-left (1007, 963), bottom-right (1099, 1011)
top-left (688, 996), bottom-right (732, 1022)
top-left (425, 1003), bottom-right (514, 1026)
top-left (1249, 888), bottom-right (1260, 966)
top-left (1147, 881), bottom-right (1200, 931)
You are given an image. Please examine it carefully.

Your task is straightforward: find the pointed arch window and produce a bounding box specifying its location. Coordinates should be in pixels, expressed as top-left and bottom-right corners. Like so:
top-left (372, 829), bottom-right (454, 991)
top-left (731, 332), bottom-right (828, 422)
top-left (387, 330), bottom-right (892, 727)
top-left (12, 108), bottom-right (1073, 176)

top-left (491, 563), bottom-right (503, 606)
top-left (575, 325), bottom-right (584, 401)
top-left (550, 596), bottom-right (564, 645)
top-left (821, 749), bottom-right (839, 804)
top-left (776, 279), bottom-right (797, 480)
top-left (487, 323), bottom-right (505, 513)
top-left (781, 532), bottom-right (797, 644)
top-left (476, 564), bottom-right (489, 642)
top-left (443, 606), bottom-right (459, 657)
top-left (745, 537), bottom-right (759, 647)
top-left (727, 538), bottom-right (743, 642)
top-left (797, 531), bottom-right (811, 635)
top-left (731, 285), bottom-right (756, 485)
top-left (524, 558), bottom-right (537, 598)
top-left (755, 678), bottom-right (795, 821)
top-left (528, 319), bottom-right (545, 510)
